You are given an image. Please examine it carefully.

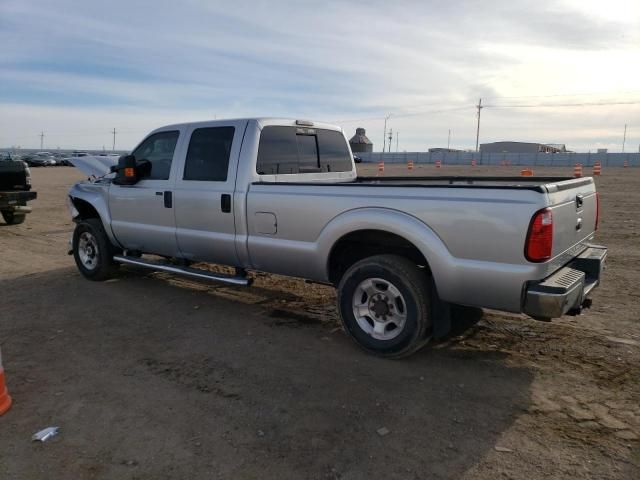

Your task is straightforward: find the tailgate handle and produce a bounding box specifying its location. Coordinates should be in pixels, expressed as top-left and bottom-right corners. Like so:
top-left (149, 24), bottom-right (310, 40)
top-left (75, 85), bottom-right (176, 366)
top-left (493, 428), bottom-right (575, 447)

top-left (576, 194), bottom-right (584, 208)
top-left (576, 218), bottom-right (583, 231)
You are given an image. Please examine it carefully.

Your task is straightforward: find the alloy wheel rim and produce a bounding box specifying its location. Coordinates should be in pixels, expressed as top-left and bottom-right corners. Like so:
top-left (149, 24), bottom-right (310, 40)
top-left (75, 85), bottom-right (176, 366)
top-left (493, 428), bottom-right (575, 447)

top-left (351, 277), bottom-right (407, 341)
top-left (78, 232), bottom-right (99, 270)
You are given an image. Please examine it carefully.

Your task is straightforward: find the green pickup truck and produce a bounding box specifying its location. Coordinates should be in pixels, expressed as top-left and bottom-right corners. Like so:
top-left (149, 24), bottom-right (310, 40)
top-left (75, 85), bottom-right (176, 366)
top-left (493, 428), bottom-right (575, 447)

top-left (0, 155), bottom-right (37, 225)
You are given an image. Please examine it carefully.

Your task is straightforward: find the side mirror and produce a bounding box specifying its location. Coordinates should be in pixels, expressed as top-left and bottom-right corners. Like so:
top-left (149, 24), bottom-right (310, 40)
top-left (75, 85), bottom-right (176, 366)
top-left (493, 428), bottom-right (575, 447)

top-left (113, 155), bottom-right (138, 185)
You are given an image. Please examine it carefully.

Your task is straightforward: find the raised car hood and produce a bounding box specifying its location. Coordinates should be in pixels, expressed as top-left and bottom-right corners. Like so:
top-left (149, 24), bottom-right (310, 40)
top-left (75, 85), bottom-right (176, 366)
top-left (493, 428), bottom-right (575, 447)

top-left (69, 155), bottom-right (118, 178)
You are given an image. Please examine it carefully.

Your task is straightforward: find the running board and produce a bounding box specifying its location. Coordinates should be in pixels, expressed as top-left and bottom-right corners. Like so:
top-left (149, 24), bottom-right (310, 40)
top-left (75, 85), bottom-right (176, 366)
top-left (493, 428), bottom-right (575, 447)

top-left (112, 255), bottom-right (251, 286)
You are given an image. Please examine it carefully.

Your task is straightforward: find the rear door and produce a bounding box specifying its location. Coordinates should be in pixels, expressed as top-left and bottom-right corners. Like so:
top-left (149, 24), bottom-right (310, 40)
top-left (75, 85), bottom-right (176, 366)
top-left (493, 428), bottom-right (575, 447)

top-left (173, 120), bottom-right (248, 265)
top-left (109, 129), bottom-right (184, 256)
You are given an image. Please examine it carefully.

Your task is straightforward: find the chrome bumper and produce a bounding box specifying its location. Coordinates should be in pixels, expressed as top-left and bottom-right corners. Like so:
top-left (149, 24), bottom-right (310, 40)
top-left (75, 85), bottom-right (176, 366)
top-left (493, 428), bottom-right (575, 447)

top-left (523, 245), bottom-right (607, 320)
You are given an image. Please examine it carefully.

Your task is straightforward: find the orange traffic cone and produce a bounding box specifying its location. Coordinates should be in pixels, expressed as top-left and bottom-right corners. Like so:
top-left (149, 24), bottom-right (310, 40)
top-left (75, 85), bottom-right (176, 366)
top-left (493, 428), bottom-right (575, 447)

top-left (573, 163), bottom-right (583, 178)
top-left (593, 162), bottom-right (601, 176)
top-left (0, 347), bottom-right (12, 416)
top-left (521, 168), bottom-right (534, 176)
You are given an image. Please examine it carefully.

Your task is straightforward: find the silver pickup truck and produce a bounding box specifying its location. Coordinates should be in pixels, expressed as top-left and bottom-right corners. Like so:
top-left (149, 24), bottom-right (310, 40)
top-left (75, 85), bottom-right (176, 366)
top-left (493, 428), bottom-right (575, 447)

top-left (68, 118), bottom-right (606, 358)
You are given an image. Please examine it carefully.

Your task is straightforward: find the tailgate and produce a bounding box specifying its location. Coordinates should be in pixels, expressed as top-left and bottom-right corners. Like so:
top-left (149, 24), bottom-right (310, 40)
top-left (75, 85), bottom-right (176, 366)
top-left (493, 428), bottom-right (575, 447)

top-left (545, 178), bottom-right (597, 259)
top-left (0, 162), bottom-right (28, 191)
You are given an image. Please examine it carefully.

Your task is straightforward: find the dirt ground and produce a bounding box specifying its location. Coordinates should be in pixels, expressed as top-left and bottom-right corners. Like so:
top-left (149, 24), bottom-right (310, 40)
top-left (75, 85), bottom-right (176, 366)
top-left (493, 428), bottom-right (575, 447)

top-left (0, 164), bottom-right (638, 479)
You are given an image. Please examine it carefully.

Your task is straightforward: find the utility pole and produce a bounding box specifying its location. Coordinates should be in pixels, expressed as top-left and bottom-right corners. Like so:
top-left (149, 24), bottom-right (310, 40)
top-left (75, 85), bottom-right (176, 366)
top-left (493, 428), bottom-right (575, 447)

top-left (39, 131), bottom-right (44, 150)
top-left (388, 129), bottom-right (393, 153)
top-left (112, 128), bottom-right (117, 151)
top-left (447, 129), bottom-right (451, 150)
top-left (395, 131), bottom-right (399, 152)
top-left (382, 114), bottom-right (391, 152)
top-left (475, 98), bottom-right (482, 152)
top-left (622, 124), bottom-right (627, 153)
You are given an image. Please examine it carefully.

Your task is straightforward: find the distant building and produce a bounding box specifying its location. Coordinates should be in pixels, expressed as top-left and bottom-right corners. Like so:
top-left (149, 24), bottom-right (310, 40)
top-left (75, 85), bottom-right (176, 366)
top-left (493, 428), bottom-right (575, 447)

top-left (428, 147), bottom-right (463, 153)
top-left (480, 142), bottom-right (569, 153)
top-left (597, 148), bottom-right (608, 154)
top-left (349, 128), bottom-right (373, 153)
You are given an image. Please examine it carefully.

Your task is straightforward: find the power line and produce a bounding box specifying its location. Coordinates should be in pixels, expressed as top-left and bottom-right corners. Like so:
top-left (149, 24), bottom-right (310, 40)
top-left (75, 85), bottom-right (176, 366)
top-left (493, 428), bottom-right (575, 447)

top-left (484, 100), bottom-right (640, 109)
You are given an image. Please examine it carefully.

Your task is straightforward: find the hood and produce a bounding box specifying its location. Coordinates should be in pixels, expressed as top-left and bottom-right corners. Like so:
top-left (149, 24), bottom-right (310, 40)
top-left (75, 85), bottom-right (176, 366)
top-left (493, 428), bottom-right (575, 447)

top-left (69, 155), bottom-right (119, 178)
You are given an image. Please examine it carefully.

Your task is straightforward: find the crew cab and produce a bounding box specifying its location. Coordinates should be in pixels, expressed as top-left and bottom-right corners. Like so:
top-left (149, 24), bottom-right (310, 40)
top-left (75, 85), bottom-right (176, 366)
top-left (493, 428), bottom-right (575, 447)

top-left (0, 155), bottom-right (37, 225)
top-left (67, 118), bottom-right (606, 358)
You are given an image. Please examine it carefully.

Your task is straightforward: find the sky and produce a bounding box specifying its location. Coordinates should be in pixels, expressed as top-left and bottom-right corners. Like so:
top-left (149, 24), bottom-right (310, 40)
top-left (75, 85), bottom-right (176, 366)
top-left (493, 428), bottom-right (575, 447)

top-left (1, 0), bottom-right (639, 152)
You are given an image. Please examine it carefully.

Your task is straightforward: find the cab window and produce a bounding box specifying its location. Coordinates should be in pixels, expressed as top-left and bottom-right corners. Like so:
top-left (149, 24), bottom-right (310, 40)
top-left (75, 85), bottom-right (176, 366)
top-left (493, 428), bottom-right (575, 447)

top-left (257, 126), bottom-right (352, 175)
top-left (183, 127), bottom-right (235, 181)
top-left (132, 131), bottom-right (179, 180)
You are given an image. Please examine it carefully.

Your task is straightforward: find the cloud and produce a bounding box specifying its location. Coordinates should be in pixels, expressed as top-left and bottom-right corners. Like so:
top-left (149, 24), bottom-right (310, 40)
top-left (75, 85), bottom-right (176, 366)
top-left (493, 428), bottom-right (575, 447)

top-left (0, 0), bottom-right (639, 151)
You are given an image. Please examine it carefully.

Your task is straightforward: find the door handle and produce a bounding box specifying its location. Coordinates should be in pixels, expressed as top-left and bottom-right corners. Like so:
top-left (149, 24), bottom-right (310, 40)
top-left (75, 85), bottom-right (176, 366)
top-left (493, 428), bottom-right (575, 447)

top-left (164, 191), bottom-right (172, 208)
top-left (221, 194), bottom-right (231, 213)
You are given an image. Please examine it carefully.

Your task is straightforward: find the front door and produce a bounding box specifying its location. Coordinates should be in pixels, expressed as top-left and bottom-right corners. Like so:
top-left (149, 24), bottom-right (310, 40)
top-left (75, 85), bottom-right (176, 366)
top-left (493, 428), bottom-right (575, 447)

top-left (173, 121), bottom-right (247, 266)
top-left (109, 129), bottom-right (183, 257)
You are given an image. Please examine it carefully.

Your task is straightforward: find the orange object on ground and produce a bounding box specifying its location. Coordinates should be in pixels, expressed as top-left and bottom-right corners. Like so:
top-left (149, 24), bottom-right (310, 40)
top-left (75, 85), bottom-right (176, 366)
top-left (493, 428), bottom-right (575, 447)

top-left (471, 159), bottom-right (477, 167)
top-left (521, 168), bottom-right (534, 176)
top-left (0, 348), bottom-right (12, 416)
top-left (435, 160), bottom-right (442, 168)
top-left (378, 161), bottom-right (384, 174)
top-left (593, 162), bottom-right (601, 176)
top-left (407, 160), bottom-right (414, 170)
top-left (623, 160), bottom-right (628, 168)
top-left (573, 163), bottom-right (583, 178)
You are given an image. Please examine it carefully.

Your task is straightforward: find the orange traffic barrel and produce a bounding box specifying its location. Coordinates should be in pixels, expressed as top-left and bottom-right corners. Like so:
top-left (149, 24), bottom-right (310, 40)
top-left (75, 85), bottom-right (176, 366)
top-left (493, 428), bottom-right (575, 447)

top-left (521, 168), bottom-right (534, 177)
top-left (435, 160), bottom-right (442, 168)
top-left (623, 160), bottom-right (629, 168)
top-left (0, 347), bottom-right (12, 416)
top-left (471, 159), bottom-right (477, 167)
top-left (377, 161), bottom-right (384, 174)
top-left (407, 160), bottom-right (414, 171)
top-left (573, 163), bottom-right (583, 178)
top-left (593, 162), bottom-right (601, 176)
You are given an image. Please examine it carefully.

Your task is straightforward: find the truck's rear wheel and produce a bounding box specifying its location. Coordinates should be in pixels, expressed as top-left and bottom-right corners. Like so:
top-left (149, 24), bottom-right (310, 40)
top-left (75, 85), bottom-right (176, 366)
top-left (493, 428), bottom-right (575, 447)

top-left (1, 211), bottom-right (26, 225)
top-left (72, 218), bottom-right (119, 281)
top-left (337, 254), bottom-right (432, 358)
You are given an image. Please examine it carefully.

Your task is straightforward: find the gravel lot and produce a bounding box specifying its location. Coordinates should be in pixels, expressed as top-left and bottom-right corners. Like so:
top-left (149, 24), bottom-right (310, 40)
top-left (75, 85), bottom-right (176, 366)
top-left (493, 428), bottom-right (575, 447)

top-left (0, 165), bottom-right (638, 479)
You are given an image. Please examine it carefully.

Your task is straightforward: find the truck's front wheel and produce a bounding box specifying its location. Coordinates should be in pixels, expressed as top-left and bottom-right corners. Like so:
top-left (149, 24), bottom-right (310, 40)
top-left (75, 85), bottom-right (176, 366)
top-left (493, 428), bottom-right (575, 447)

top-left (72, 218), bottom-right (119, 281)
top-left (1, 211), bottom-right (26, 225)
top-left (337, 254), bottom-right (432, 358)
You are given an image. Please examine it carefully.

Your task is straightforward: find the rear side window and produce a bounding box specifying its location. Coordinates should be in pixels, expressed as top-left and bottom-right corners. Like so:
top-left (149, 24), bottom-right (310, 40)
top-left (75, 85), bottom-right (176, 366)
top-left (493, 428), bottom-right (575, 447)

top-left (132, 131), bottom-right (179, 180)
top-left (184, 127), bottom-right (235, 181)
top-left (317, 129), bottom-right (352, 172)
top-left (257, 126), bottom-right (352, 175)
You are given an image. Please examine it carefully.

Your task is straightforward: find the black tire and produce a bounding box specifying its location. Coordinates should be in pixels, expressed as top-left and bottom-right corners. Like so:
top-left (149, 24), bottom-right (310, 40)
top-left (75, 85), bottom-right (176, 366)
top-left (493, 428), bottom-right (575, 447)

top-left (337, 254), bottom-right (432, 358)
top-left (1, 211), bottom-right (26, 225)
top-left (72, 218), bottom-right (119, 281)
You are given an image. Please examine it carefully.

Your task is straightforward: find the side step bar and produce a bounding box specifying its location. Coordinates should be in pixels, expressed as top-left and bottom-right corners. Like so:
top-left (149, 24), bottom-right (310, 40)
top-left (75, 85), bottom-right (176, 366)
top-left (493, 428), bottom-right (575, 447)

top-left (112, 255), bottom-right (252, 286)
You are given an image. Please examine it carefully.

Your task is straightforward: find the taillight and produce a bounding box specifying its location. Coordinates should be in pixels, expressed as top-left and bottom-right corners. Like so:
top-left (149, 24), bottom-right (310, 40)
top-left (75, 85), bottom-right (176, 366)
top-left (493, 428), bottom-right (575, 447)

top-left (595, 192), bottom-right (600, 231)
top-left (525, 208), bottom-right (553, 262)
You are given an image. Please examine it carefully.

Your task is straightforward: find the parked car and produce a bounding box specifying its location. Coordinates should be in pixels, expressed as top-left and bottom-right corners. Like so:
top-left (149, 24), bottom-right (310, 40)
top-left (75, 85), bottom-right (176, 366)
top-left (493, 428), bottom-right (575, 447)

top-left (67, 118), bottom-right (606, 358)
top-left (0, 155), bottom-right (37, 224)
top-left (353, 155), bottom-right (362, 163)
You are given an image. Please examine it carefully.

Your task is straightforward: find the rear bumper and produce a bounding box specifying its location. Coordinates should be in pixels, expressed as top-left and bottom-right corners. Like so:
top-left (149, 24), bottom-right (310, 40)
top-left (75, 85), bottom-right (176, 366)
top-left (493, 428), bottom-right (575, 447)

top-left (523, 245), bottom-right (607, 319)
top-left (0, 191), bottom-right (37, 212)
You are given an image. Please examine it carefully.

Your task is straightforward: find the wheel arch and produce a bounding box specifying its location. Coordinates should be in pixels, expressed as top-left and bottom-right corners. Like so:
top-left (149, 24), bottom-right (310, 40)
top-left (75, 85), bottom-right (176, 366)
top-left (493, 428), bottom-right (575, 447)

top-left (69, 183), bottom-right (119, 246)
top-left (319, 208), bottom-right (453, 288)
